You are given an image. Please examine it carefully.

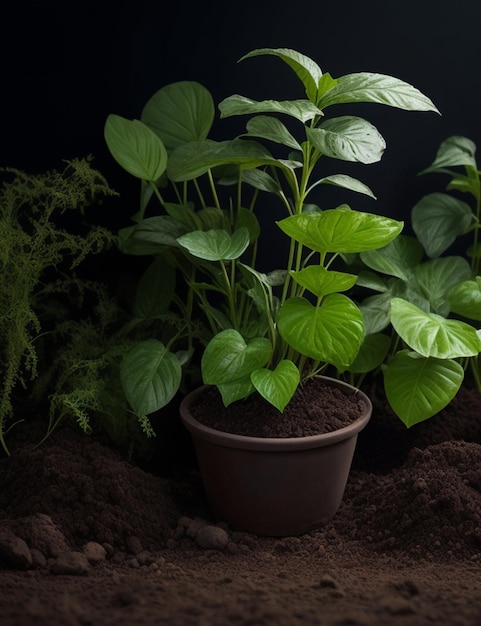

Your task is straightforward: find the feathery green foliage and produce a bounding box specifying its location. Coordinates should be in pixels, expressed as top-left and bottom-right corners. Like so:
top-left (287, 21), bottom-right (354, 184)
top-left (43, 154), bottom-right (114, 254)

top-left (0, 157), bottom-right (117, 455)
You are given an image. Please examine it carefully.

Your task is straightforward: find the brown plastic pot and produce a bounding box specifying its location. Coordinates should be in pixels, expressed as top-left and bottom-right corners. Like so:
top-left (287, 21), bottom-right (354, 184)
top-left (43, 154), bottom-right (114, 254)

top-left (179, 375), bottom-right (372, 536)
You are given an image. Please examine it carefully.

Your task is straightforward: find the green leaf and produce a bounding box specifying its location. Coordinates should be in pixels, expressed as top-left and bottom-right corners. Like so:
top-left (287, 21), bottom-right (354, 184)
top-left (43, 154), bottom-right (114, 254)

top-left (217, 377), bottom-right (255, 407)
top-left (120, 340), bottom-right (182, 415)
top-left (384, 351), bottom-right (464, 427)
top-left (104, 115), bottom-right (168, 181)
top-left (245, 116), bottom-right (302, 151)
top-left (420, 135), bottom-right (477, 173)
top-left (167, 138), bottom-right (277, 181)
top-left (448, 276), bottom-right (481, 321)
top-left (411, 192), bottom-right (474, 258)
top-left (240, 47), bottom-right (323, 103)
top-left (278, 208), bottom-right (403, 254)
top-left (413, 256), bottom-right (472, 315)
top-left (177, 227), bottom-right (250, 261)
top-left (316, 73), bottom-right (440, 113)
top-left (390, 298), bottom-right (481, 358)
top-left (310, 174), bottom-right (376, 199)
top-left (360, 292), bottom-right (394, 334)
top-left (219, 94), bottom-right (323, 124)
top-left (306, 117), bottom-right (385, 164)
top-left (360, 235), bottom-right (424, 280)
top-left (134, 258), bottom-right (176, 319)
top-left (202, 330), bottom-right (272, 385)
top-left (290, 266), bottom-right (357, 297)
top-left (141, 81), bottom-right (215, 149)
top-left (277, 295), bottom-right (364, 369)
top-left (346, 332), bottom-right (391, 373)
top-left (118, 216), bottom-right (185, 255)
top-left (251, 360), bottom-right (300, 412)
top-left (242, 169), bottom-right (283, 194)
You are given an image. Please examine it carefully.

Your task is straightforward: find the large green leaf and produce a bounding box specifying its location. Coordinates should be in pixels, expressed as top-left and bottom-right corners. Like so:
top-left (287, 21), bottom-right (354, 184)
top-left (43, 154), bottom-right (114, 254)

top-left (167, 138), bottom-right (278, 181)
top-left (104, 115), bottom-right (168, 181)
top-left (177, 227), bottom-right (250, 261)
top-left (141, 81), bottom-right (214, 149)
top-left (240, 47), bottom-right (323, 103)
top-left (316, 73), bottom-right (440, 113)
top-left (277, 295), bottom-right (364, 369)
top-left (251, 360), bottom-right (300, 412)
top-left (202, 329), bottom-right (272, 385)
top-left (390, 298), bottom-right (481, 358)
top-left (448, 276), bottom-right (481, 321)
top-left (420, 135), bottom-right (477, 173)
top-left (306, 116), bottom-right (385, 164)
top-left (278, 208), bottom-right (403, 254)
top-left (411, 192), bottom-right (474, 258)
top-left (219, 94), bottom-right (323, 124)
top-left (360, 235), bottom-right (424, 281)
top-left (413, 256), bottom-right (472, 315)
top-left (245, 116), bottom-right (302, 150)
top-left (384, 351), bottom-right (464, 427)
top-left (120, 340), bottom-right (182, 415)
top-left (290, 266), bottom-right (357, 297)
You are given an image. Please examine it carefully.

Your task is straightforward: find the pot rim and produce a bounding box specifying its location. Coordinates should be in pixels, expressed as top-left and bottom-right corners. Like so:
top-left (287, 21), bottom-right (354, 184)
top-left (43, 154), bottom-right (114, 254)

top-left (179, 375), bottom-right (372, 451)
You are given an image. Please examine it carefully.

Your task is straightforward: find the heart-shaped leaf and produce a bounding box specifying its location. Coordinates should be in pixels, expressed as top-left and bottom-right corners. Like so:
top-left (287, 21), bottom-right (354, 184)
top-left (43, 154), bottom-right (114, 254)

top-left (290, 266), bottom-right (357, 297)
top-left (251, 361), bottom-right (300, 412)
top-left (277, 295), bottom-right (364, 369)
top-left (120, 340), bottom-right (182, 415)
top-left (202, 329), bottom-right (272, 385)
top-left (390, 298), bottom-right (481, 358)
top-left (384, 351), bottom-right (464, 427)
top-left (278, 208), bottom-right (403, 254)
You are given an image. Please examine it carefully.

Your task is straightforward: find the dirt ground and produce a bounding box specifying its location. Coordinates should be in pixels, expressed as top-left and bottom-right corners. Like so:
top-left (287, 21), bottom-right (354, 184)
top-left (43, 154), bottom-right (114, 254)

top-left (1, 386), bottom-right (481, 626)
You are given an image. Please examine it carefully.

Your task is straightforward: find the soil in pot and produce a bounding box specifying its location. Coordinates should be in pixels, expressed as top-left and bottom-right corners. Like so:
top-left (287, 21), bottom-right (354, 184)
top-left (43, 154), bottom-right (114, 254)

top-left (187, 376), bottom-right (367, 438)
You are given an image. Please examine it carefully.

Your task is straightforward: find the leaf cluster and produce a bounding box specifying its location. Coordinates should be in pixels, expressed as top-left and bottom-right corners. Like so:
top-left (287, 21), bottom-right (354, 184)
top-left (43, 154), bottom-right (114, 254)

top-left (104, 47), bottom-right (439, 417)
top-left (350, 136), bottom-right (481, 426)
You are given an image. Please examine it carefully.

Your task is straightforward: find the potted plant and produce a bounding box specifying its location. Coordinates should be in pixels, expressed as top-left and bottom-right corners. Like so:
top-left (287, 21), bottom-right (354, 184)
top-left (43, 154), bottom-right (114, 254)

top-left (348, 135), bottom-right (481, 428)
top-left (104, 47), bottom-right (439, 534)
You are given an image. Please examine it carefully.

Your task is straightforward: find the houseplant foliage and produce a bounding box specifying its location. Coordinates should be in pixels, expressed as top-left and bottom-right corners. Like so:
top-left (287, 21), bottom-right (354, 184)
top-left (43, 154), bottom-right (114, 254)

top-left (350, 135), bottom-right (481, 427)
top-left (104, 47), bottom-right (440, 423)
top-left (0, 158), bottom-right (117, 456)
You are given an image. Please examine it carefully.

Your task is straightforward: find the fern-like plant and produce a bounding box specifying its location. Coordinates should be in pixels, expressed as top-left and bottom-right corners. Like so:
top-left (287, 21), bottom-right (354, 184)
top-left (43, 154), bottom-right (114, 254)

top-left (0, 157), bottom-right (117, 455)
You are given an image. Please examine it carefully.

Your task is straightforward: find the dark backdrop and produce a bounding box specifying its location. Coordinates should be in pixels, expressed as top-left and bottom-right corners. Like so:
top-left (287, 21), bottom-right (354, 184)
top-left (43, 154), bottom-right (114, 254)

top-left (2, 0), bottom-right (480, 225)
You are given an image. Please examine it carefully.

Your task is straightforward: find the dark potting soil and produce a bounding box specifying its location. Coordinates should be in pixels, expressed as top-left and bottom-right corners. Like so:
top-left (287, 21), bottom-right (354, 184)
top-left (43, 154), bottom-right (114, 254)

top-left (0, 386), bottom-right (481, 625)
top-left (189, 377), bottom-right (366, 437)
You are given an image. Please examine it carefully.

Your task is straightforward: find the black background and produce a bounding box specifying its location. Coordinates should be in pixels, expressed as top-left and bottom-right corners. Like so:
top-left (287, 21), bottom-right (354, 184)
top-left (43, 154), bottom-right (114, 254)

top-left (2, 0), bottom-right (480, 225)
